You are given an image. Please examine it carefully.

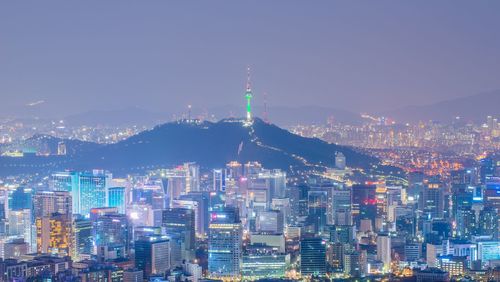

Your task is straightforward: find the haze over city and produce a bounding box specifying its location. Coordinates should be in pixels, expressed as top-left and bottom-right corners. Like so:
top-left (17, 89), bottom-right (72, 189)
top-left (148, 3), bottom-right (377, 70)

top-left (0, 2), bottom-right (499, 282)
top-left (1, 1), bottom-right (500, 119)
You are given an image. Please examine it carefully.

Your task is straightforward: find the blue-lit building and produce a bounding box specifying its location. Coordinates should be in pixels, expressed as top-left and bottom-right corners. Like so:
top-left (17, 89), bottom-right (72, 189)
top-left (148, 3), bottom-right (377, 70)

top-left (242, 246), bottom-right (287, 279)
top-left (91, 208), bottom-right (130, 258)
top-left (50, 170), bottom-right (112, 216)
top-left (300, 236), bottom-right (326, 277)
top-left (477, 241), bottom-right (500, 261)
top-left (208, 207), bottom-right (242, 279)
top-left (108, 187), bottom-right (126, 214)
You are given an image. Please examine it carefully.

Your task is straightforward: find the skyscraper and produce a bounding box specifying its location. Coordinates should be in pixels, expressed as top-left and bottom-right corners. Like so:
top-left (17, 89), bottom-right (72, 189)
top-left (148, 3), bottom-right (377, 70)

top-left (50, 170), bottom-right (112, 216)
top-left (135, 235), bottom-right (171, 278)
top-left (162, 207), bottom-right (196, 266)
top-left (108, 186), bottom-right (126, 214)
top-left (300, 236), bottom-right (326, 277)
top-left (91, 208), bottom-right (130, 258)
top-left (72, 217), bottom-right (93, 261)
top-left (208, 207), bottom-right (243, 279)
top-left (36, 213), bottom-right (72, 257)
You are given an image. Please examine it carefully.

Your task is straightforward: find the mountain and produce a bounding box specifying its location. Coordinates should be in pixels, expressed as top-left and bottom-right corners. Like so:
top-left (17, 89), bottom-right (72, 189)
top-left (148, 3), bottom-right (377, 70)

top-left (383, 90), bottom-right (500, 123)
top-left (0, 118), bottom-right (388, 176)
top-left (206, 105), bottom-right (363, 126)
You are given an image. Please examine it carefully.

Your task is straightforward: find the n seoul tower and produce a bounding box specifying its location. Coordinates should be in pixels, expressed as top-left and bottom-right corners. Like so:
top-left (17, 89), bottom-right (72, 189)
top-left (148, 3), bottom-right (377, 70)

top-left (245, 67), bottom-right (253, 123)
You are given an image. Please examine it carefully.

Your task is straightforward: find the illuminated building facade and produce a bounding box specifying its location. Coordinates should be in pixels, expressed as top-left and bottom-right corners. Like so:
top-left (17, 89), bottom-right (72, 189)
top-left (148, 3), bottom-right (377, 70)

top-left (208, 207), bottom-right (242, 279)
top-left (36, 213), bottom-right (72, 257)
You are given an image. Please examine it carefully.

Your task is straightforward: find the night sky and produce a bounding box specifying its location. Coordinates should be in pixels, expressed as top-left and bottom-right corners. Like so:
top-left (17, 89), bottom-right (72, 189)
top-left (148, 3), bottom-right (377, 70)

top-left (1, 1), bottom-right (499, 118)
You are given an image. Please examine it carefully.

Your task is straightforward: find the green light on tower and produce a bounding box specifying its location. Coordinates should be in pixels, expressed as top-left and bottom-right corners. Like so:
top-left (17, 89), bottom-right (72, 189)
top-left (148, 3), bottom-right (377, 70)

top-left (245, 67), bottom-right (253, 122)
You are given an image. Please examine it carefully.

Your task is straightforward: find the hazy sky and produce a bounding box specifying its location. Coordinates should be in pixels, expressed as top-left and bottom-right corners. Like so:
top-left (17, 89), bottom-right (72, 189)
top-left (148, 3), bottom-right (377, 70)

top-left (1, 1), bottom-right (499, 117)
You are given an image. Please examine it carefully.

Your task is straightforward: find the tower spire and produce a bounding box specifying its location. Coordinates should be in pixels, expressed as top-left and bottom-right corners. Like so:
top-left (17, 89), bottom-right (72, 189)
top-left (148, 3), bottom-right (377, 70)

top-left (245, 66), bottom-right (253, 123)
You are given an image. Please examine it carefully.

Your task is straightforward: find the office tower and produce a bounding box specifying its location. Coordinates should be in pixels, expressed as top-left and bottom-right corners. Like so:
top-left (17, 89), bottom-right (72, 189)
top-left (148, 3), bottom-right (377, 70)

top-left (179, 192), bottom-right (210, 235)
top-left (108, 186), bottom-right (126, 214)
top-left (123, 269), bottom-right (143, 282)
top-left (135, 235), bottom-right (171, 278)
top-left (405, 241), bottom-right (422, 262)
top-left (478, 207), bottom-right (498, 239)
top-left (300, 237), bottom-right (326, 277)
top-left (437, 255), bottom-right (467, 278)
top-left (377, 233), bottom-right (392, 272)
top-left (184, 162), bottom-right (200, 193)
top-left (8, 209), bottom-right (31, 237)
top-left (352, 184), bottom-right (376, 220)
top-left (480, 157), bottom-right (495, 184)
top-left (33, 191), bottom-right (72, 218)
top-left (407, 171), bottom-right (424, 199)
top-left (36, 213), bottom-right (72, 257)
top-left (255, 210), bottom-right (284, 234)
top-left (213, 169), bottom-right (227, 192)
top-left (343, 251), bottom-right (363, 278)
top-left (329, 225), bottom-right (355, 245)
top-left (208, 207), bottom-right (242, 279)
top-left (455, 207), bottom-right (476, 239)
top-left (241, 245), bottom-right (286, 279)
top-left (91, 208), bottom-right (130, 258)
top-left (426, 243), bottom-right (443, 267)
top-left (72, 217), bottom-right (93, 261)
top-left (335, 152), bottom-right (346, 170)
top-left (307, 190), bottom-right (328, 233)
top-left (9, 187), bottom-right (32, 211)
top-left (226, 161), bottom-right (243, 180)
top-left (50, 170), bottom-right (112, 216)
top-left (332, 189), bottom-right (352, 225)
top-left (258, 169), bottom-right (287, 199)
top-left (420, 181), bottom-right (445, 219)
top-left (476, 240), bottom-right (500, 263)
top-left (162, 208), bottom-right (196, 266)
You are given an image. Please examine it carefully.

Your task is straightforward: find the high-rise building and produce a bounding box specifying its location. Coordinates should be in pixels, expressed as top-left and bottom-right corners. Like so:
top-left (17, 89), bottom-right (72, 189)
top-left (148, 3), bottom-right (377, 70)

top-left (420, 182), bottom-right (445, 219)
top-left (213, 169), bottom-right (227, 192)
top-left (33, 191), bottom-right (72, 218)
top-left (352, 184), bottom-right (377, 227)
top-left (377, 234), bottom-right (392, 272)
top-left (91, 208), bottom-right (130, 258)
top-left (50, 170), bottom-right (112, 216)
top-left (162, 208), bottom-right (196, 266)
top-left (108, 186), bottom-right (126, 214)
top-left (300, 237), bottom-right (326, 277)
top-left (36, 213), bottom-right (72, 257)
top-left (343, 251), bottom-right (364, 278)
top-left (72, 217), bottom-right (93, 261)
top-left (135, 235), bottom-right (171, 278)
top-left (208, 207), bottom-right (243, 279)
top-left (255, 210), bottom-right (284, 234)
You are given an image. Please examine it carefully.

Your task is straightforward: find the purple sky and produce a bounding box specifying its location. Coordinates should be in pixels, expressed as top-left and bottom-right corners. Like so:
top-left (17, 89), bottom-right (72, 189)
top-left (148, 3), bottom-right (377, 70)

top-left (1, 1), bottom-right (499, 118)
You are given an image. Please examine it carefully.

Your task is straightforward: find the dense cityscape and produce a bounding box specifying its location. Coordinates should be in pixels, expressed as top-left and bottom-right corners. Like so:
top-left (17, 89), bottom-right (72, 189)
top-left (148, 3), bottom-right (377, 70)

top-left (2, 1), bottom-right (500, 281)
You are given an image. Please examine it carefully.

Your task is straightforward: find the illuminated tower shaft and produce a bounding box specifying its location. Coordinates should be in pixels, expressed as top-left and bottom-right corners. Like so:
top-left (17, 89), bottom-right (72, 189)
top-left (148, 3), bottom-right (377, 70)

top-left (245, 89), bottom-right (252, 121)
top-left (245, 67), bottom-right (253, 121)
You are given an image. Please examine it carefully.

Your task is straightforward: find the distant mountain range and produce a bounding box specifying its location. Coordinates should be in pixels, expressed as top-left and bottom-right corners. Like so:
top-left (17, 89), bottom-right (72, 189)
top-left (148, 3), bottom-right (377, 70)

top-left (0, 118), bottom-right (395, 176)
top-left (382, 90), bottom-right (500, 123)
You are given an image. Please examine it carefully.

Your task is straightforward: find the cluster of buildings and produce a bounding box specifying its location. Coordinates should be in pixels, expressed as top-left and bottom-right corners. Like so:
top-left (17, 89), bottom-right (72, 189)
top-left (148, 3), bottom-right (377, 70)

top-left (291, 115), bottom-right (500, 154)
top-left (0, 151), bottom-right (498, 281)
